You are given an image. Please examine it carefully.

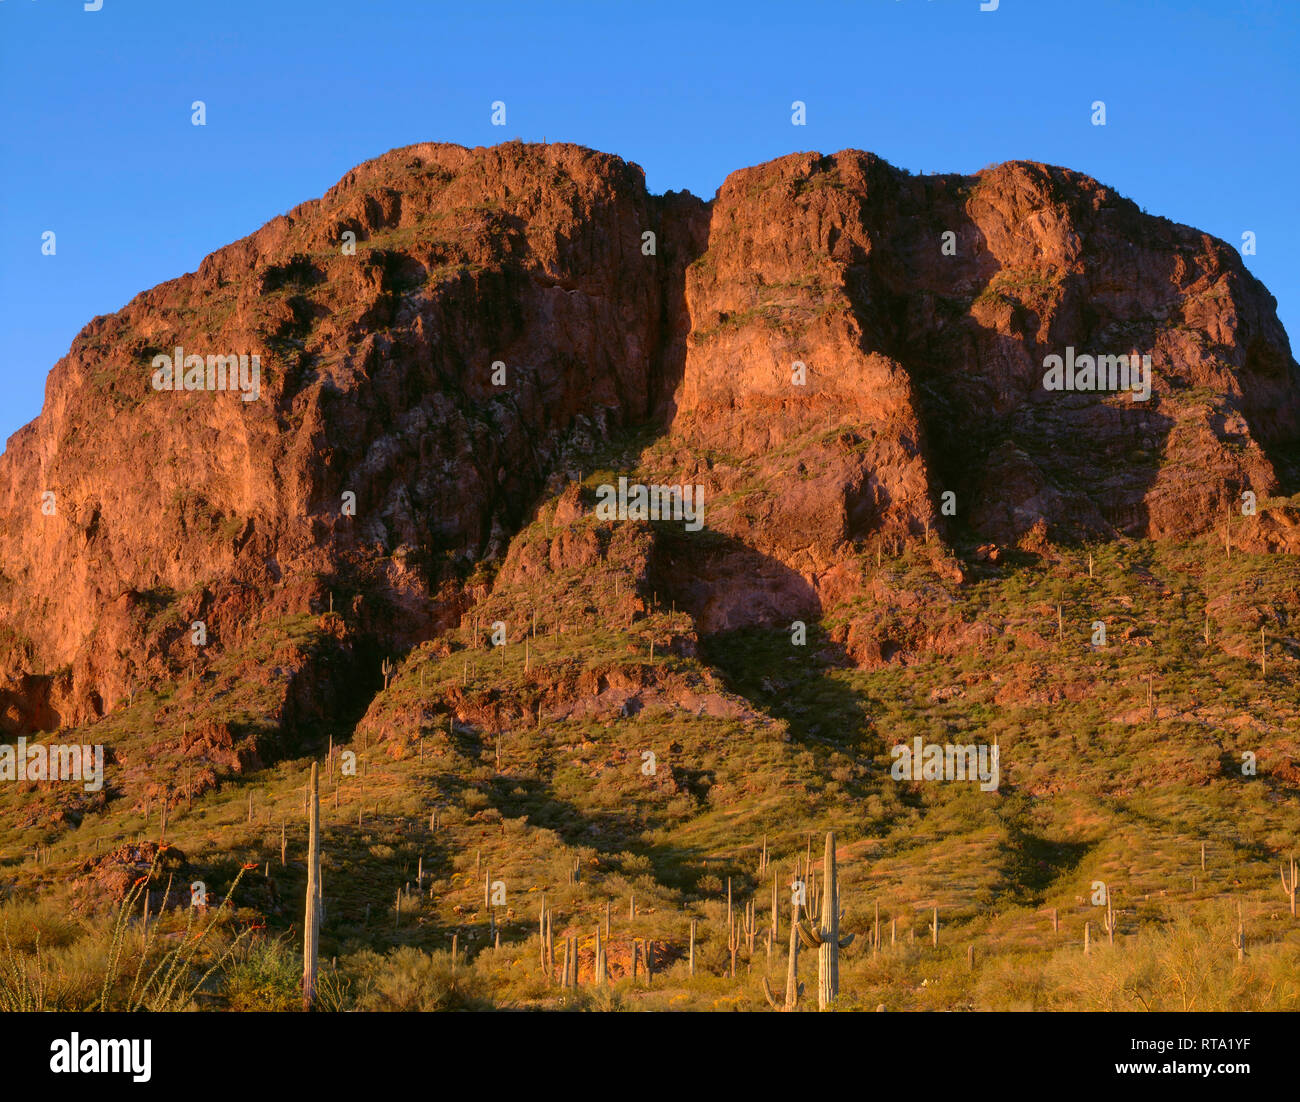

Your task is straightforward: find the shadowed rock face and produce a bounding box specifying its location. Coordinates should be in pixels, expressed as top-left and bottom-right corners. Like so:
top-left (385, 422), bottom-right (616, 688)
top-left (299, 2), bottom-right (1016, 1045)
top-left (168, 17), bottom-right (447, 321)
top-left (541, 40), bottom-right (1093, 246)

top-left (0, 140), bottom-right (1296, 728)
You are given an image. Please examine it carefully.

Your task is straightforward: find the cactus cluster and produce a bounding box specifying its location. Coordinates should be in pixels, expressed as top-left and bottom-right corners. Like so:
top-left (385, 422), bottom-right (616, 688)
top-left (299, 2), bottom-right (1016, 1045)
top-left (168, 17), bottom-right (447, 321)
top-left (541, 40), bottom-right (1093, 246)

top-left (764, 831), bottom-right (853, 1011)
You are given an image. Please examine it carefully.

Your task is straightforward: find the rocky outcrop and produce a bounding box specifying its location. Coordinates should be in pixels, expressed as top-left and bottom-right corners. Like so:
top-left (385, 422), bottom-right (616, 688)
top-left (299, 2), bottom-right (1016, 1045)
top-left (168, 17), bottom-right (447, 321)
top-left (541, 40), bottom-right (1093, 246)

top-left (663, 150), bottom-right (1298, 567)
top-left (0, 141), bottom-right (1296, 730)
top-left (0, 142), bottom-right (707, 729)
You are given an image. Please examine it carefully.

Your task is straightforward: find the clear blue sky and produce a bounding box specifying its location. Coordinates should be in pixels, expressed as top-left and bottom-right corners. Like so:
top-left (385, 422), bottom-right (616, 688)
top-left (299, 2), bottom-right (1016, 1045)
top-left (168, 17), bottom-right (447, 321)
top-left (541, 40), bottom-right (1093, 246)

top-left (1, 0), bottom-right (1296, 451)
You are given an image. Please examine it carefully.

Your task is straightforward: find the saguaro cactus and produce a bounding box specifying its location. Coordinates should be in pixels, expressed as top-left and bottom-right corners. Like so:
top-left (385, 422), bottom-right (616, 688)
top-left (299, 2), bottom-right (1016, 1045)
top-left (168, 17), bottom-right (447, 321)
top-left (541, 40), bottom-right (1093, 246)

top-left (796, 832), bottom-right (854, 1010)
top-left (302, 761), bottom-right (321, 1010)
top-left (559, 936), bottom-right (578, 989)
top-left (1281, 855), bottom-right (1297, 917)
top-left (539, 897), bottom-right (553, 974)
top-left (763, 891), bottom-right (803, 1011)
top-left (594, 926), bottom-right (607, 985)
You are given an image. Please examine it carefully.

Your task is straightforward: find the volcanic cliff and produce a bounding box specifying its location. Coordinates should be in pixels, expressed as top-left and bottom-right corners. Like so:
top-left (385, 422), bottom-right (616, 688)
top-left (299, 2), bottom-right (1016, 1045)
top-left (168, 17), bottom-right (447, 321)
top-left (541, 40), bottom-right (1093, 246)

top-left (1, 140), bottom-right (1297, 738)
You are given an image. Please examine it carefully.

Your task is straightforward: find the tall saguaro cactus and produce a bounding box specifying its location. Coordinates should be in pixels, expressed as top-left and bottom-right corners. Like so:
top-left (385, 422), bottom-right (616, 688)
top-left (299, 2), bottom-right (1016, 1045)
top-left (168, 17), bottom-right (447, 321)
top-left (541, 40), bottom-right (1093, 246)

top-left (302, 762), bottom-right (321, 1010)
top-left (763, 891), bottom-right (803, 1011)
top-left (594, 926), bottom-right (607, 985)
top-left (796, 831), bottom-right (854, 1010)
top-left (1282, 855), bottom-right (1297, 917)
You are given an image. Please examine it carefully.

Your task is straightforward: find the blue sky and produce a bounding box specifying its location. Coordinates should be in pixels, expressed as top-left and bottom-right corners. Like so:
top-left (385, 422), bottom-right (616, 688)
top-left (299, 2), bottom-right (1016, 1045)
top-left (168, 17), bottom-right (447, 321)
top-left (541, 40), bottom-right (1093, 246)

top-left (1, 0), bottom-right (1296, 450)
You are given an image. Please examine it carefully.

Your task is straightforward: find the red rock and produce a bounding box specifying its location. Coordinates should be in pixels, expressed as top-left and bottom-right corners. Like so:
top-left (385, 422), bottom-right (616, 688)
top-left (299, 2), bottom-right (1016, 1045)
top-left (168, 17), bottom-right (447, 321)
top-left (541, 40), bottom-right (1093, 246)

top-left (0, 141), bottom-right (1295, 719)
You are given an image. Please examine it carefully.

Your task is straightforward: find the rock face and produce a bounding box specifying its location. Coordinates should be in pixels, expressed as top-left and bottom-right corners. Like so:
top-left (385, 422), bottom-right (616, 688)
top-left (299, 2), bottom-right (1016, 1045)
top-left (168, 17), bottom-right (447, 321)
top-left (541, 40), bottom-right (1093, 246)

top-left (0, 141), bottom-right (1296, 730)
top-left (0, 142), bottom-right (706, 730)
top-left (667, 151), bottom-right (1298, 563)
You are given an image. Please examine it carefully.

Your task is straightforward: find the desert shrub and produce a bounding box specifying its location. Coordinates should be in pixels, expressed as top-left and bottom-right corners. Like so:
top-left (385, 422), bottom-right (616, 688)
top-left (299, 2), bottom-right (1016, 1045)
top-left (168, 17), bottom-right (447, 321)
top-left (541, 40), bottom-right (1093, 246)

top-left (222, 936), bottom-right (301, 1011)
top-left (346, 946), bottom-right (491, 1011)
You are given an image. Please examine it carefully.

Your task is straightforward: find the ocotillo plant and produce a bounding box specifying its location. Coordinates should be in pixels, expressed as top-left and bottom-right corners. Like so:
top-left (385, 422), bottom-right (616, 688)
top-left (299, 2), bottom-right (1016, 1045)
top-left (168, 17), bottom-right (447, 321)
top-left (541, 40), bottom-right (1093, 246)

top-left (1281, 854), bottom-right (1297, 917)
top-left (796, 832), bottom-right (854, 1010)
top-left (302, 761), bottom-right (321, 1010)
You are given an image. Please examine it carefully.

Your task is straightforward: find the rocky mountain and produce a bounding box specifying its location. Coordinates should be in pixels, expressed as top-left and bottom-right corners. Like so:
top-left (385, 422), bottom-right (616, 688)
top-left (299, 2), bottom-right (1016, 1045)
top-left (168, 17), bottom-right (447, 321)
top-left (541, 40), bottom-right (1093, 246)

top-left (1, 139), bottom-right (1297, 738)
